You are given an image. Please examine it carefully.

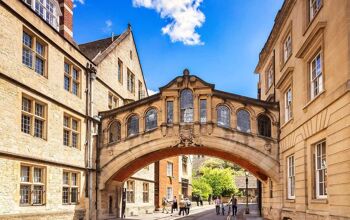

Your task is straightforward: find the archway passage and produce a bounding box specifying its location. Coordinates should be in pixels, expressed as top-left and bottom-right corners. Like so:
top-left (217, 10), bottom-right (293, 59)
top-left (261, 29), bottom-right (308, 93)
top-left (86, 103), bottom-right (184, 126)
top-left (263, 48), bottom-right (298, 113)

top-left (96, 70), bottom-right (279, 219)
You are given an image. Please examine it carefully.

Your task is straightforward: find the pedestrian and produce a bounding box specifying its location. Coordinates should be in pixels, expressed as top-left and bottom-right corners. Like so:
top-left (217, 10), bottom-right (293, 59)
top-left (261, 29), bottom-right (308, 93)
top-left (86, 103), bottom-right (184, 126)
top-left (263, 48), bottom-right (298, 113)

top-left (162, 197), bottom-right (169, 214)
top-left (196, 195), bottom-right (199, 206)
top-left (229, 195), bottom-right (238, 216)
top-left (221, 201), bottom-right (225, 215)
top-left (208, 194), bottom-right (212, 205)
top-left (178, 196), bottom-right (186, 216)
top-left (171, 196), bottom-right (177, 213)
top-left (185, 197), bottom-right (191, 215)
top-left (215, 196), bottom-right (221, 215)
top-left (200, 196), bottom-right (203, 206)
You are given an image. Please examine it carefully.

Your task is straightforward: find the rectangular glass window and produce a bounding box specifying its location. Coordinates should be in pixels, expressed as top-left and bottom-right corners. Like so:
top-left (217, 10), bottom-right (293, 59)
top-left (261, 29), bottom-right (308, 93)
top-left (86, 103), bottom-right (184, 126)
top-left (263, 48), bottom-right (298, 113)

top-left (166, 187), bottom-right (173, 200)
top-left (64, 62), bottom-right (80, 97)
top-left (267, 65), bottom-right (274, 89)
top-left (127, 70), bottom-right (135, 93)
top-left (310, 0), bottom-right (322, 21)
top-left (287, 155), bottom-right (295, 199)
top-left (143, 182), bottom-right (149, 203)
top-left (310, 52), bottom-right (323, 99)
top-left (22, 31), bottom-right (46, 76)
top-left (283, 33), bottom-right (292, 63)
top-left (63, 114), bottom-right (80, 148)
top-left (315, 141), bottom-right (327, 199)
top-left (20, 165), bottom-right (45, 205)
top-left (25, 0), bottom-right (59, 30)
top-left (21, 96), bottom-right (46, 139)
top-left (167, 162), bottom-right (173, 177)
top-left (118, 59), bottom-right (123, 83)
top-left (62, 171), bottom-right (80, 204)
top-left (126, 180), bottom-right (135, 203)
top-left (166, 101), bottom-right (173, 124)
top-left (284, 88), bottom-right (292, 122)
top-left (200, 99), bottom-right (207, 123)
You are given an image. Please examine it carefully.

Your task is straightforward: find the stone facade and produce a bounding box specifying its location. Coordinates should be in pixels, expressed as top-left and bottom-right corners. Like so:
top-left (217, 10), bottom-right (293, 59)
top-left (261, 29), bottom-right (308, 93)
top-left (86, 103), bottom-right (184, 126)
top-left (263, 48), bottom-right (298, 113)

top-left (255, 0), bottom-right (350, 219)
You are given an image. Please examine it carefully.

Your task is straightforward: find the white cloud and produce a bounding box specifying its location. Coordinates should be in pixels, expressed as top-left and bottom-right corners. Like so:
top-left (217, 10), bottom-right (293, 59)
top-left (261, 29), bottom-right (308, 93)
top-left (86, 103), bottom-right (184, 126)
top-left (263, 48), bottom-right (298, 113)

top-left (73, 0), bottom-right (85, 7)
top-left (132, 0), bottom-right (205, 46)
top-left (147, 89), bottom-right (158, 95)
top-left (103, 19), bottom-right (113, 33)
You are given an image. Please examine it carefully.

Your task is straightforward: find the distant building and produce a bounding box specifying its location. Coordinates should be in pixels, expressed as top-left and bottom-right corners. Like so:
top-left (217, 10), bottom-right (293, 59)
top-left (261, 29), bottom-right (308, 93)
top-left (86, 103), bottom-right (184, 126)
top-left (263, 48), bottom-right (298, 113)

top-left (234, 175), bottom-right (257, 203)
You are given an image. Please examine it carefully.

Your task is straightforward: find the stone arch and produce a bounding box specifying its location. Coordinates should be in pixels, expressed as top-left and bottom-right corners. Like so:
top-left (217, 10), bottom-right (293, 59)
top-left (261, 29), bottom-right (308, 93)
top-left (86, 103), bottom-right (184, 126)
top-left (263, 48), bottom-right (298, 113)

top-left (99, 135), bottom-right (279, 190)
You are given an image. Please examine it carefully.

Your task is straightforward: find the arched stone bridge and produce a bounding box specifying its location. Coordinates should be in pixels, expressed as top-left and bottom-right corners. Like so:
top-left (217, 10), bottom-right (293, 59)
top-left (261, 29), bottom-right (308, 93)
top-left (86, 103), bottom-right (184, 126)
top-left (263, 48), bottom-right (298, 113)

top-left (98, 70), bottom-right (280, 185)
top-left (96, 70), bottom-right (279, 218)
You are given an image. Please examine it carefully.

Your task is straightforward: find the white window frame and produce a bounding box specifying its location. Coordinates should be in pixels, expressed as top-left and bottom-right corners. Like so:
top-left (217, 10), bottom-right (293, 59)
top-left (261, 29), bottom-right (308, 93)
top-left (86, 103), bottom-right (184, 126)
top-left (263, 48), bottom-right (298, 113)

top-left (287, 155), bottom-right (295, 199)
top-left (22, 0), bottom-right (60, 30)
top-left (283, 33), bottom-right (292, 63)
top-left (309, 0), bottom-right (322, 21)
top-left (315, 141), bottom-right (327, 199)
top-left (166, 187), bottom-right (173, 201)
top-left (310, 52), bottom-right (323, 99)
top-left (284, 88), bottom-right (292, 122)
top-left (167, 162), bottom-right (173, 177)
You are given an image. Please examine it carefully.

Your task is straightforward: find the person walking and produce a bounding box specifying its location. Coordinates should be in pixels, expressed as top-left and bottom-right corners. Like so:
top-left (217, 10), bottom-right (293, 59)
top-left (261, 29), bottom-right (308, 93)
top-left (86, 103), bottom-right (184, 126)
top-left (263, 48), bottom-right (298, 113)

top-left (221, 201), bottom-right (225, 215)
top-left (215, 196), bottom-right (221, 215)
top-left (162, 197), bottom-right (169, 214)
top-left (171, 196), bottom-right (178, 214)
top-left (178, 196), bottom-right (186, 216)
top-left (185, 197), bottom-right (191, 215)
top-left (208, 194), bottom-right (212, 205)
top-left (229, 195), bottom-right (238, 216)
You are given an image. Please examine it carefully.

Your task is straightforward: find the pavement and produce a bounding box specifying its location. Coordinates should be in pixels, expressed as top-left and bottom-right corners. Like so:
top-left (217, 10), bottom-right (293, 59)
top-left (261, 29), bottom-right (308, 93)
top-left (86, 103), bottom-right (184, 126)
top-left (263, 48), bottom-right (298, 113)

top-left (118, 203), bottom-right (262, 220)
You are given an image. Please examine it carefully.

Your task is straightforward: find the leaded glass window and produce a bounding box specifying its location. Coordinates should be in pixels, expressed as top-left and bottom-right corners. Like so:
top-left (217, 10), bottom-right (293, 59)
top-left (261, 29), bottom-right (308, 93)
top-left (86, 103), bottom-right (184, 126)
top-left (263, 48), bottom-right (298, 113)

top-left (217, 105), bottom-right (230, 127)
top-left (145, 109), bottom-right (157, 131)
top-left (258, 114), bottom-right (271, 137)
top-left (237, 109), bottom-right (251, 132)
top-left (180, 89), bottom-right (194, 123)
top-left (200, 99), bottom-right (207, 123)
top-left (167, 101), bottom-right (173, 124)
top-left (109, 121), bottom-right (121, 143)
top-left (127, 115), bottom-right (139, 137)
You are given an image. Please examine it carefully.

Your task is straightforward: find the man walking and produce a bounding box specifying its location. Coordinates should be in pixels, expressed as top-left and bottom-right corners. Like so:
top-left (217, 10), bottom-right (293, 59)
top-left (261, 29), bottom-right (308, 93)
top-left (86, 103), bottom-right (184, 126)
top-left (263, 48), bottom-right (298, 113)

top-left (178, 196), bottom-right (186, 216)
top-left (162, 197), bottom-right (169, 214)
top-left (229, 195), bottom-right (238, 216)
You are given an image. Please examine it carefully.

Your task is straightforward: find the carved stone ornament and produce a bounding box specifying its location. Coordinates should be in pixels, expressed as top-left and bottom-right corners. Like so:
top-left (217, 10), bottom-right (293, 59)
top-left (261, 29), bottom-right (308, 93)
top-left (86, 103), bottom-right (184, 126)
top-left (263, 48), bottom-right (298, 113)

top-left (264, 143), bottom-right (272, 153)
top-left (172, 125), bottom-right (202, 148)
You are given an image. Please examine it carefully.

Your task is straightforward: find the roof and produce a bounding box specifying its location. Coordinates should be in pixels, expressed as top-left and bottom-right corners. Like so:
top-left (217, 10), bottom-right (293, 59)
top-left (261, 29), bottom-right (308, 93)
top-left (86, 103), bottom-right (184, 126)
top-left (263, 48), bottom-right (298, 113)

top-left (79, 36), bottom-right (120, 60)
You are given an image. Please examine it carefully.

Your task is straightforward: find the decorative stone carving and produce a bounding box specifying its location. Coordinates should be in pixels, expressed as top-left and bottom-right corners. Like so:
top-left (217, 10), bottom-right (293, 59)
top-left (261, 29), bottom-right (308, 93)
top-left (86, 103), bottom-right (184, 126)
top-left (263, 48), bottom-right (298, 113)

top-left (172, 125), bottom-right (202, 148)
top-left (264, 143), bottom-right (272, 153)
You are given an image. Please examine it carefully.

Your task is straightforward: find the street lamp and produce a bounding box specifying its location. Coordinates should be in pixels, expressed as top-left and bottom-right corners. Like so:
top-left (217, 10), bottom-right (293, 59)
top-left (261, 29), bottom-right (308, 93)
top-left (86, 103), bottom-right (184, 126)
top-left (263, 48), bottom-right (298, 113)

top-left (245, 171), bottom-right (250, 214)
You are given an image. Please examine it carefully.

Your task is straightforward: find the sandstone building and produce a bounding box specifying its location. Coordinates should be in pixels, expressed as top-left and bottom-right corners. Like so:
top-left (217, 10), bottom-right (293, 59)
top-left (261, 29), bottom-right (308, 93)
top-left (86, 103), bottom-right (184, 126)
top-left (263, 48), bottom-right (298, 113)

top-left (255, 0), bottom-right (350, 219)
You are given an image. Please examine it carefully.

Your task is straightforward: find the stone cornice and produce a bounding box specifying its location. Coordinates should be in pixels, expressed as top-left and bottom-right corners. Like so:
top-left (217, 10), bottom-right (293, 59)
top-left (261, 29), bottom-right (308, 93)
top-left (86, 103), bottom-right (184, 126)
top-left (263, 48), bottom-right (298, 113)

top-left (255, 0), bottom-right (296, 74)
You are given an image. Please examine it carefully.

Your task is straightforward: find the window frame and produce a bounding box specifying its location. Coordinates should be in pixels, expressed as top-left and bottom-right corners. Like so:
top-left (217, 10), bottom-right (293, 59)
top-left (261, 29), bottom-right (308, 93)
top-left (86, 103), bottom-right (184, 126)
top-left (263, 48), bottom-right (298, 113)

top-left (284, 87), bottom-right (293, 123)
top-left (108, 92), bottom-right (119, 109)
top-left (309, 51), bottom-right (323, 100)
top-left (142, 182), bottom-right (149, 203)
top-left (118, 59), bottom-right (123, 84)
top-left (314, 140), bottom-right (327, 199)
top-left (64, 60), bottom-right (81, 97)
top-left (166, 187), bottom-right (173, 201)
top-left (180, 89), bottom-right (194, 123)
top-left (63, 113), bottom-right (81, 149)
top-left (22, 29), bottom-right (48, 77)
top-left (199, 99), bottom-right (207, 124)
top-left (217, 105), bottom-right (231, 128)
top-left (127, 115), bottom-right (139, 137)
top-left (108, 120), bottom-right (121, 144)
top-left (266, 63), bottom-right (274, 90)
top-left (166, 101), bottom-right (174, 124)
top-left (236, 109), bottom-right (251, 133)
top-left (309, 0), bottom-right (323, 22)
top-left (21, 95), bottom-right (47, 139)
top-left (126, 180), bottom-right (135, 203)
top-left (282, 32), bottom-right (292, 65)
top-left (167, 162), bottom-right (173, 177)
top-left (20, 164), bottom-right (46, 206)
top-left (127, 69), bottom-right (135, 94)
top-left (62, 171), bottom-right (80, 205)
top-left (287, 155), bottom-right (295, 199)
top-left (145, 108), bottom-right (158, 131)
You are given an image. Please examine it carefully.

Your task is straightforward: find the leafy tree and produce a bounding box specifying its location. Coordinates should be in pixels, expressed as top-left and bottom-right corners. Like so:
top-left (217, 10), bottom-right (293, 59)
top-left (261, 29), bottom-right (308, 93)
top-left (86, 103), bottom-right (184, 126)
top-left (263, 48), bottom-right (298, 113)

top-left (192, 177), bottom-right (212, 200)
top-left (200, 167), bottom-right (239, 197)
top-left (201, 158), bottom-right (243, 172)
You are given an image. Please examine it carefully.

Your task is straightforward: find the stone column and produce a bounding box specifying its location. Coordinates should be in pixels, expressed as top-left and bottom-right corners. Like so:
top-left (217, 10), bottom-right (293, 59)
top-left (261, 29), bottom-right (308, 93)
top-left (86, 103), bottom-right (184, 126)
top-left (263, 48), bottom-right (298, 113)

top-left (193, 93), bottom-right (199, 123)
top-left (207, 94), bottom-right (212, 122)
top-left (174, 95), bottom-right (179, 124)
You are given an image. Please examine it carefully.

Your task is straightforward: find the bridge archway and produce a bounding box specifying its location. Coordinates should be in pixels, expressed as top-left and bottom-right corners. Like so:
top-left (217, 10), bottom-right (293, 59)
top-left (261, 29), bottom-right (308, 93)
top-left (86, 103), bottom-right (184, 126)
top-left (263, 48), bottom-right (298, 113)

top-left (96, 70), bottom-right (279, 219)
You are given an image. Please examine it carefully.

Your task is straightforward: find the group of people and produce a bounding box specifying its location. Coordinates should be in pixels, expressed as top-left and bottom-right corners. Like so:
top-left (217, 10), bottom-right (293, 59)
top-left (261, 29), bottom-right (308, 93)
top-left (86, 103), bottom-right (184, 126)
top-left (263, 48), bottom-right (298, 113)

top-left (162, 196), bottom-right (192, 216)
top-left (214, 195), bottom-right (238, 216)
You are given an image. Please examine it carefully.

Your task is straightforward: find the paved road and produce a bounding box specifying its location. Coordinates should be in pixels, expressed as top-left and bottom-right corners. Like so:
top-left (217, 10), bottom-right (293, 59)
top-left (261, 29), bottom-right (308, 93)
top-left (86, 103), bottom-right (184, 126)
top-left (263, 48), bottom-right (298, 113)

top-left (176, 204), bottom-right (261, 220)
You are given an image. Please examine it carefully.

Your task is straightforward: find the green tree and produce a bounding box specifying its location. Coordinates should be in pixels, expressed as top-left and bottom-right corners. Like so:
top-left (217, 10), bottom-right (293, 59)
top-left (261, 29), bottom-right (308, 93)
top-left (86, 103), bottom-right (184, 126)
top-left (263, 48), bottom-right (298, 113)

top-left (192, 177), bottom-right (212, 200)
top-left (200, 167), bottom-right (238, 197)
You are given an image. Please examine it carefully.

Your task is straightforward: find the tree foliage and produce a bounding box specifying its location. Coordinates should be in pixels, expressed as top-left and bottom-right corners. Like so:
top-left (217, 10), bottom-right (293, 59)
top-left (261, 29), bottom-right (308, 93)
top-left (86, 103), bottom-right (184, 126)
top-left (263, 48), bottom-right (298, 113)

top-left (192, 177), bottom-right (212, 200)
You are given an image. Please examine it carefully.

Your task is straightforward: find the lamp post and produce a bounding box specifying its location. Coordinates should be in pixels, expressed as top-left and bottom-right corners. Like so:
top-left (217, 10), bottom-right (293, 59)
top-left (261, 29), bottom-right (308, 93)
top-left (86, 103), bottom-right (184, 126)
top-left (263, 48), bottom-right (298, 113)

top-left (245, 171), bottom-right (250, 214)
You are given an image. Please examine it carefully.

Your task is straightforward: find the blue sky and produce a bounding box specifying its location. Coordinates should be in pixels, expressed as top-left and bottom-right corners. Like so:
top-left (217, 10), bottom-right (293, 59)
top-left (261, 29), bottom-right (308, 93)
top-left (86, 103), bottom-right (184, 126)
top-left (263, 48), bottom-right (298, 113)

top-left (73, 0), bottom-right (283, 98)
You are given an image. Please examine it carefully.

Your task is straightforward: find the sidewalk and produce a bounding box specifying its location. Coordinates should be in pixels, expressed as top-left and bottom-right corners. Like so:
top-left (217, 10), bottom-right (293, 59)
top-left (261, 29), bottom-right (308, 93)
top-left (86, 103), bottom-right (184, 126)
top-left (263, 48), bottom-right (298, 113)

top-left (119, 203), bottom-right (213, 220)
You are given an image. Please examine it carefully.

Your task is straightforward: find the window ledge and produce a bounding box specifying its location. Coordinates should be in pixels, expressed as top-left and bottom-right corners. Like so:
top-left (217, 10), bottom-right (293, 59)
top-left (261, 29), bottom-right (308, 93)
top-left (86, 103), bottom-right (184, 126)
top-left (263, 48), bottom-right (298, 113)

top-left (310, 198), bottom-right (328, 204)
top-left (281, 118), bottom-right (293, 129)
top-left (285, 198), bottom-right (295, 203)
top-left (125, 134), bottom-right (139, 140)
top-left (303, 90), bottom-right (325, 111)
top-left (143, 127), bottom-right (158, 134)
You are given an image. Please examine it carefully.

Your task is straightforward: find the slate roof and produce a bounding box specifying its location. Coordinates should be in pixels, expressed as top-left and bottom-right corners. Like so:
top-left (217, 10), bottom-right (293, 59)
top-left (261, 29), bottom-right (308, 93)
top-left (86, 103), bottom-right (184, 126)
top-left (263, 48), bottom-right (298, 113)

top-left (79, 36), bottom-right (120, 60)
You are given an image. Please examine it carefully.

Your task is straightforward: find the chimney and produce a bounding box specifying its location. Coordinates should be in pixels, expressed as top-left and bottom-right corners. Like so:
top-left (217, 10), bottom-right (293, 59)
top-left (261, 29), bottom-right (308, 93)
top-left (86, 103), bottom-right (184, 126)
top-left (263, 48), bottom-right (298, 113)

top-left (58, 0), bottom-right (74, 41)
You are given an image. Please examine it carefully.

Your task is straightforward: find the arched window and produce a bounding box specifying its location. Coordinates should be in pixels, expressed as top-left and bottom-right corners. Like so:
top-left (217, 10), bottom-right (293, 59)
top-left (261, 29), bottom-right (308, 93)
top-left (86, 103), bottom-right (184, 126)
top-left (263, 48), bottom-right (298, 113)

top-left (217, 105), bottom-right (230, 127)
top-left (237, 109), bottom-right (251, 133)
top-left (127, 115), bottom-right (139, 137)
top-left (145, 108), bottom-right (157, 131)
top-left (180, 89), bottom-right (194, 123)
top-left (258, 114), bottom-right (271, 137)
top-left (109, 121), bottom-right (121, 143)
